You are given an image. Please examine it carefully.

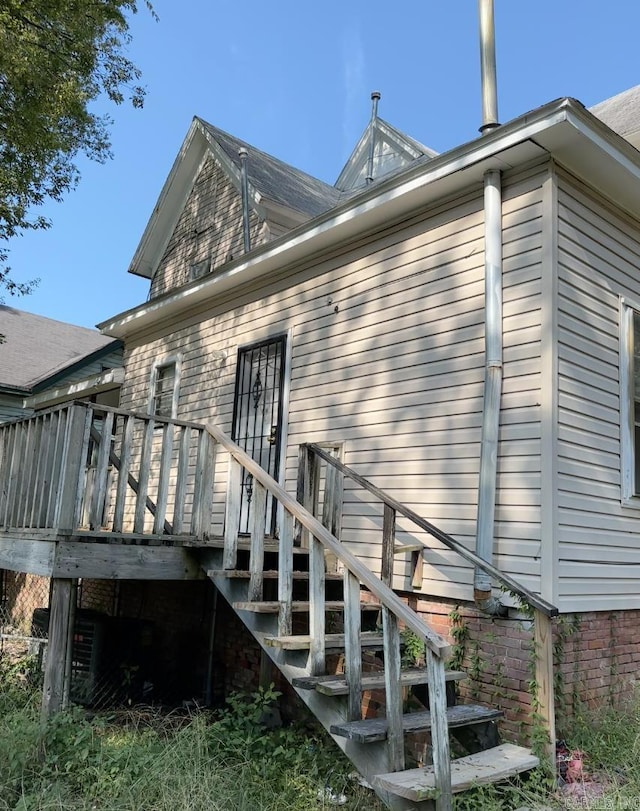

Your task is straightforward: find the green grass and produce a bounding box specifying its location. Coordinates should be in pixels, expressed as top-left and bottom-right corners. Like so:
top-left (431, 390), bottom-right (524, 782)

top-left (0, 659), bottom-right (384, 811)
top-left (2, 654), bottom-right (640, 811)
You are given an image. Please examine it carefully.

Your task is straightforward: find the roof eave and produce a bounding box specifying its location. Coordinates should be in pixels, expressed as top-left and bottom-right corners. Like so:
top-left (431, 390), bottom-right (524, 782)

top-left (101, 97), bottom-right (640, 340)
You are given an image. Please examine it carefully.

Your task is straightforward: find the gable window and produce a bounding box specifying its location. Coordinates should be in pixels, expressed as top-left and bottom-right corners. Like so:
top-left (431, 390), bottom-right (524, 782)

top-left (620, 301), bottom-right (640, 499)
top-left (149, 357), bottom-right (181, 419)
top-left (189, 258), bottom-right (210, 282)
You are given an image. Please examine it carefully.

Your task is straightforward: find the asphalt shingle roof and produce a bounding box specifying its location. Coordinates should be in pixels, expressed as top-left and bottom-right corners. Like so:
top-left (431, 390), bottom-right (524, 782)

top-left (0, 305), bottom-right (117, 391)
top-left (198, 119), bottom-right (343, 219)
top-left (590, 84), bottom-right (640, 143)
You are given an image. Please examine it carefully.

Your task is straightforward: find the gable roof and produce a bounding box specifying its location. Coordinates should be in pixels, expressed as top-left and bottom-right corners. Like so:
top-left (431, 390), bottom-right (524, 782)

top-left (0, 305), bottom-right (119, 393)
top-left (335, 116), bottom-right (438, 191)
top-left (102, 95), bottom-right (640, 340)
top-left (130, 117), bottom-right (343, 280)
top-left (198, 120), bottom-right (342, 219)
top-left (590, 84), bottom-right (640, 150)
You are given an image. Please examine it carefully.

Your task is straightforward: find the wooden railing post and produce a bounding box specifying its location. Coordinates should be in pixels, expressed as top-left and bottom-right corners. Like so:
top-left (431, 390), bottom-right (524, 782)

top-left (343, 570), bottom-right (362, 721)
top-left (427, 649), bottom-right (452, 811)
top-left (192, 430), bottom-right (216, 539)
top-left (54, 405), bottom-right (90, 534)
top-left (248, 481), bottom-right (267, 601)
top-left (223, 457), bottom-right (242, 569)
top-left (296, 444), bottom-right (320, 547)
top-left (278, 512), bottom-right (294, 636)
top-left (381, 503), bottom-right (404, 772)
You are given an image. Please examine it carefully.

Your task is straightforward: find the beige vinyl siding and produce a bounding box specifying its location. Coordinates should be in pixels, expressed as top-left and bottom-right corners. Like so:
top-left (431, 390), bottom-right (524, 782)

top-left (556, 168), bottom-right (640, 611)
top-left (150, 157), bottom-right (268, 299)
top-left (120, 163), bottom-right (546, 600)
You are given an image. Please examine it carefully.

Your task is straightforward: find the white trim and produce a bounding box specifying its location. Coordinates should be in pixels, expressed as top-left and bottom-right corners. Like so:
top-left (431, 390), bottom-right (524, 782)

top-left (24, 368), bottom-right (124, 410)
top-left (619, 296), bottom-right (639, 504)
top-left (148, 353), bottom-right (183, 419)
top-left (540, 164), bottom-right (559, 605)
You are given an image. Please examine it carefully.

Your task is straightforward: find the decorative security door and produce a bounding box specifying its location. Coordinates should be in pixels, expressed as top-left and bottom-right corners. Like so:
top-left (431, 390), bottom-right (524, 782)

top-left (231, 335), bottom-right (286, 535)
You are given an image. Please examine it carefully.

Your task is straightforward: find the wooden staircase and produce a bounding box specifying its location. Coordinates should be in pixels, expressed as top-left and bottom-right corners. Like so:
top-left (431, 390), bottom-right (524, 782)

top-left (195, 428), bottom-right (557, 811)
top-left (200, 542), bottom-right (539, 811)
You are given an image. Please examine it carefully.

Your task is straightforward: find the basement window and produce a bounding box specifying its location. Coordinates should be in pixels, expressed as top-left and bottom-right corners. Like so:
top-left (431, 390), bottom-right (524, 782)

top-left (620, 301), bottom-right (640, 500)
top-left (149, 357), bottom-right (181, 419)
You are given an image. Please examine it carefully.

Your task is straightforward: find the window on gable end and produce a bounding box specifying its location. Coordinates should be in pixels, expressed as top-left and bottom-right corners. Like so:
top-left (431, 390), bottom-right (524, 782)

top-left (189, 258), bottom-right (210, 282)
top-left (620, 301), bottom-right (640, 499)
top-left (150, 359), bottom-right (180, 419)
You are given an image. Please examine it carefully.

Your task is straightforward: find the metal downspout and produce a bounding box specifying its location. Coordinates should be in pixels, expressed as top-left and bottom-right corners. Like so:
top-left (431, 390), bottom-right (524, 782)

top-left (474, 169), bottom-right (505, 615)
top-left (238, 148), bottom-right (251, 253)
top-left (475, 0), bottom-right (505, 614)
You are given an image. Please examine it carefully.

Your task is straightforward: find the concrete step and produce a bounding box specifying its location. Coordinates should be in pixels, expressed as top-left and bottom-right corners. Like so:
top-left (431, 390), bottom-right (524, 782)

top-left (372, 743), bottom-right (539, 801)
top-left (330, 703), bottom-right (503, 743)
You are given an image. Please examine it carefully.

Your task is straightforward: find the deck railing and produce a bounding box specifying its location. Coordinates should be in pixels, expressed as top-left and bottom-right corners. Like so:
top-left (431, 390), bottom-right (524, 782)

top-left (0, 402), bottom-right (215, 539)
top-left (204, 422), bottom-right (454, 806)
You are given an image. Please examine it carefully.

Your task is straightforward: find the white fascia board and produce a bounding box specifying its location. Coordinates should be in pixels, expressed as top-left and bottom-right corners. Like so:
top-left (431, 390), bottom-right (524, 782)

top-left (24, 367), bottom-right (125, 410)
top-left (128, 119), bottom-right (203, 279)
top-left (103, 98), bottom-right (636, 340)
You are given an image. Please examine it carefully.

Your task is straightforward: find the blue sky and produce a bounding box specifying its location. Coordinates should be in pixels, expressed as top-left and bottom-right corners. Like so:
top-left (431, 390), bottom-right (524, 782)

top-left (5, 0), bottom-right (640, 328)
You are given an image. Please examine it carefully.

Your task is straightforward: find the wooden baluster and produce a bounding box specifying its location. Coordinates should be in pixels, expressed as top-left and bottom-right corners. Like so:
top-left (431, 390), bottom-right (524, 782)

top-left (343, 569), bottom-right (362, 721)
top-left (278, 511), bottom-right (294, 636)
top-left (24, 417), bottom-right (42, 527)
top-left (154, 421), bottom-right (175, 534)
top-left (309, 529), bottom-right (326, 676)
top-left (381, 504), bottom-right (404, 771)
top-left (11, 421), bottom-right (29, 527)
top-left (113, 414), bottom-right (134, 533)
top-left (427, 649), bottom-right (452, 811)
top-left (134, 418), bottom-right (154, 533)
top-left (35, 415), bottom-right (52, 528)
top-left (223, 456), bottom-right (242, 569)
top-left (297, 444), bottom-right (320, 547)
top-left (248, 481), bottom-right (267, 601)
top-left (0, 423), bottom-right (15, 526)
top-left (55, 406), bottom-right (90, 534)
top-left (172, 426), bottom-right (190, 534)
top-left (46, 411), bottom-right (64, 527)
top-left (90, 411), bottom-right (114, 530)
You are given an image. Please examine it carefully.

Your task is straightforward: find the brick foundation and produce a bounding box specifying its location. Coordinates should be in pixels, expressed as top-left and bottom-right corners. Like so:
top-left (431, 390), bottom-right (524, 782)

top-left (408, 596), bottom-right (640, 743)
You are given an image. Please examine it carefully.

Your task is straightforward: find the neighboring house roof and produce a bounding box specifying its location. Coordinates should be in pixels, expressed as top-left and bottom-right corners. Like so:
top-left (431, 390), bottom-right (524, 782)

top-left (101, 94), bottom-right (640, 339)
top-left (0, 305), bottom-right (120, 394)
top-left (590, 84), bottom-right (640, 150)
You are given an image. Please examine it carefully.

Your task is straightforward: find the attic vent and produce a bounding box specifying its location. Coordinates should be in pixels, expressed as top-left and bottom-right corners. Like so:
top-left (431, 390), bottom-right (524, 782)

top-left (189, 258), bottom-right (211, 282)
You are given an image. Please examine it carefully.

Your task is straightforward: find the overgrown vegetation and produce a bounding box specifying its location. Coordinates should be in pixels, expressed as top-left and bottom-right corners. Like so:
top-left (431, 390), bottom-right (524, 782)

top-left (3, 653), bottom-right (640, 811)
top-left (0, 657), bottom-right (383, 811)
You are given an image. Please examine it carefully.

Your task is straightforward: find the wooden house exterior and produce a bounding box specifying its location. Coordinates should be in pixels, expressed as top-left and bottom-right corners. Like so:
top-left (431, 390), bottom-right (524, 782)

top-left (3, 87), bottom-right (640, 808)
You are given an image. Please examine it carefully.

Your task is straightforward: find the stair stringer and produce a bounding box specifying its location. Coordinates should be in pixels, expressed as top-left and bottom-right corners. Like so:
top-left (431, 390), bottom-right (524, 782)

top-left (196, 549), bottom-right (435, 811)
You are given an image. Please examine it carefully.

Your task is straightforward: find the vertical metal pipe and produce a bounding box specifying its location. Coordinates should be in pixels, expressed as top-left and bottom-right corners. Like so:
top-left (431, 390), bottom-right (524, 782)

top-left (238, 148), bottom-right (251, 253)
top-left (478, 0), bottom-right (499, 133)
top-left (475, 169), bottom-right (504, 613)
top-left (365, 91), bottom-right (381, 185)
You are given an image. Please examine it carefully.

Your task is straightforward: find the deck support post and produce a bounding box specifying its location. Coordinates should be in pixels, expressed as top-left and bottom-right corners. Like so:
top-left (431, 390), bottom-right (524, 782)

top-left (534, 610), bottom-right (556, 765)
top-left (41, 578), bottom-right (77, 720)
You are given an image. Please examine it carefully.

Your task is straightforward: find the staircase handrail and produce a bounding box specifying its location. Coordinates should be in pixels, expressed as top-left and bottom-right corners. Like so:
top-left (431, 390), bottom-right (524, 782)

top-left (306, 443), bottom-right (558, 618)
top-left (205, 422), bottom-right (450, 657)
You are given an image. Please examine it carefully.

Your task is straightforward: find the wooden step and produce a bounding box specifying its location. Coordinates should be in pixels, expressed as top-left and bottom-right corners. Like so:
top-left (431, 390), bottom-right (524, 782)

top-left (293, 668), bottom-right (466, 695)
top-left (207, 569), bottom-right (344, 581)
top-left (263, 631), bottom-right (385, 651)
top-left (372, 743), bottom-right (539, 801)
top-left (233, 600), bottom-right (381, 613)
top-left (330, 703), bottom-right (502, 743)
